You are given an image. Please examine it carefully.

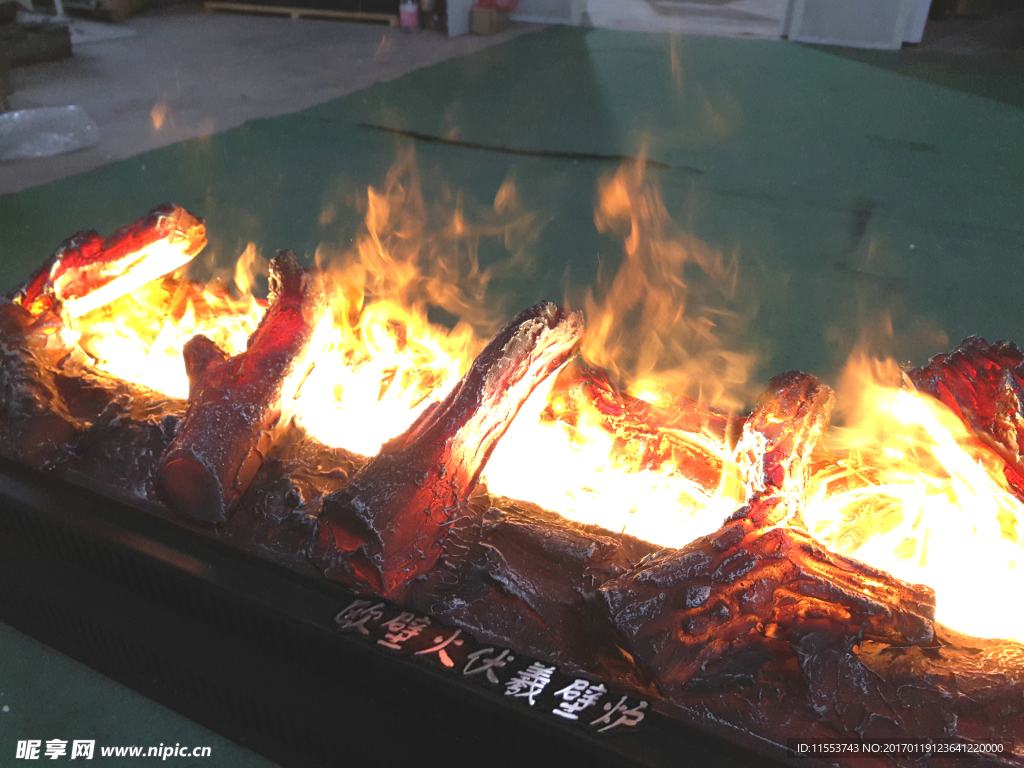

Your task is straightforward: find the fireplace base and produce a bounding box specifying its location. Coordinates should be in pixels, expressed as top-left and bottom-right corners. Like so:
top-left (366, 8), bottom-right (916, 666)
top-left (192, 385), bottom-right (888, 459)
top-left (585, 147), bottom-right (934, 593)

top-left (0, 456), bottom-right (784, 768)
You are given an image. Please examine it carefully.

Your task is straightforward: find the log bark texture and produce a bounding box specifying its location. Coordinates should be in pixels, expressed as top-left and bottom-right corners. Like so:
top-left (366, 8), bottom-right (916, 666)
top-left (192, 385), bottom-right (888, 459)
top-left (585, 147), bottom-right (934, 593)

top-left (601, 372), bottom-right (936, 698)
top-left (0, 301), bottom-right (81, 465)
top-left (315, 301), bottom-right (584, 602)
top-left (13, 204), bottom-right (205, 321)
top-left (906, 336), bottom-right (1024, 499)
top-left (157, 251), bottom-right (325, 523)
top-left (412, 495), bottom-right (659, 687)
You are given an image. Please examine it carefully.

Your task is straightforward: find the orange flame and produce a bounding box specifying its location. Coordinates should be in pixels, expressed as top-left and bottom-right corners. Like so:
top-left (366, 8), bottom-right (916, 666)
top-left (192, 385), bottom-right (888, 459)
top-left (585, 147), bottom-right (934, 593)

top-left (581, 161), bottom-right (754, 412)
top-left (290, 154), bottom-right (520, 455)
top-left (485, 161), bottom-right (752, 546)
top-left (483, 370), bottom-right (743, 547)
top-left (70, 252), bottom-right (266, 399)
top-left (57, 158), bottom-right (1024, 644)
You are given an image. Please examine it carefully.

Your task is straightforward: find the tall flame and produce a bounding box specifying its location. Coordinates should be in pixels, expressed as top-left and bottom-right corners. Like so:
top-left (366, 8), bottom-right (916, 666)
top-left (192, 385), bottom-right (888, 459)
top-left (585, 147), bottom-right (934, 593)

top-left (485, 162), bottom-right (752, 547)
top-left (581, 160), bottom-right (754, 412)
top-left (291, 153), bottom-right (514, 455)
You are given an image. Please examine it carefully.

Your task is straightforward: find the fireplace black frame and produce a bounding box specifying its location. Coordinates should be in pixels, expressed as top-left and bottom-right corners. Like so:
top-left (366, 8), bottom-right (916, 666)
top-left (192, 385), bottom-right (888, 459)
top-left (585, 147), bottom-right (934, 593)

top-left (0, 455), bottom-right (790, 768)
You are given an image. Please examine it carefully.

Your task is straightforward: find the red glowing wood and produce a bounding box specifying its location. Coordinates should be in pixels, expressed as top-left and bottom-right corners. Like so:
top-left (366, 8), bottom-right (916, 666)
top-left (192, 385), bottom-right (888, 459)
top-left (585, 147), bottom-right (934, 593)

top-left (315, 301), bottom-right (584, 602)
top-left (14, 204), bottom-right (206, 318)
top-left (544, 361), bottom-right (735, 493)
top-left (157, 251), bottom-right (325, 523)
top-left (907, 335), bottom-right (1024, 499)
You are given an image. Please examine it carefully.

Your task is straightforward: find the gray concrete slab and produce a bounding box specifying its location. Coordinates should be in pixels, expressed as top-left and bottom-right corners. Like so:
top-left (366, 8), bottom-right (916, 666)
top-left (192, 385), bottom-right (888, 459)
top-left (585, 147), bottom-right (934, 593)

top-left (0, 5), bottom-right (541, 195)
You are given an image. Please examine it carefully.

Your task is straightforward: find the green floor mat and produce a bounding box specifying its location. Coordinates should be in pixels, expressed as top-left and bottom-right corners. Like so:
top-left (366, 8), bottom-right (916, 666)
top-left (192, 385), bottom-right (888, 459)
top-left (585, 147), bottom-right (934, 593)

top-left (0, 622), bottom-right (277, 767)
top-left (3, 27), bottom-right (1022, 388)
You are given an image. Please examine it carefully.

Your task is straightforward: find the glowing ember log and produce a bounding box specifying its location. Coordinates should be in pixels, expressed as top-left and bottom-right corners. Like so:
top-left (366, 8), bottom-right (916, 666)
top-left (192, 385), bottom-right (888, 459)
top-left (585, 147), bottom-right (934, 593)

top-left (547, 361), bottom-right (735, 493)
top-left (157, 251), bottom-right (326, 523)
top-left (13, 204), bottom-right (206, 321)
top-left (906, 335), bottom-right (1024, 496)
top-left (482, 360), bottom-right (744, 548)
top-left (734, 370), bottom-right (835, 527)
top-left (602, 522), bottom-right (936, 694)
top-left (601, 372), bottom-right (936, 696)
top-left (315, 301), bottom-right (584, 602)
top-left (0, 201), bottom-right (204, 465)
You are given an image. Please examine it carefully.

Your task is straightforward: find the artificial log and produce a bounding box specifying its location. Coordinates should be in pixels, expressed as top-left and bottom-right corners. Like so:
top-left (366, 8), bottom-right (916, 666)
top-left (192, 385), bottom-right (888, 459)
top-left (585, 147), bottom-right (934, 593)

top-left (906, 336), bottom-right (1024, 499)
top-left (13, 204), bottom-right (205, 321)
top-left (315, 301), bottom-right (584, 603)
top-left (395, 361), bottom-right (740, 684)
top-left (0, 205), bottom-right (202, 464)
top-left (0, 300), bottom-right (81, 465)
top-left (157, 251), bottom-right (325, 524)
top-left (850, 627), bottom-right (1024, 755)
top-left (660, 623), bottom-right (1024, 768)
top-left (544, 360), bottom-right (736, 493)
top-left (601, 371), bottom-right (936, 698)
top-left (601, 520), bottom-right (936, 695)
top-left (412, 495), bottom-right (659, 688)
top-left (0, 297), bottom-right (186, 473)
top-left (732, 369), bottom-right (835, 528)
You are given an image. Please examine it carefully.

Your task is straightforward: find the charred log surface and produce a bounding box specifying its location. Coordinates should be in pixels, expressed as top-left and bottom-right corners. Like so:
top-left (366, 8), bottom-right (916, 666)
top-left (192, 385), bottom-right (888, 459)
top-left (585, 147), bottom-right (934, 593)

top-left (852, 627), bottom-right (1024, 761)
top-left (602, 521), bottom-right (936, 696)
top-left (55, 361), bottom-right (184, 501)
top-left (663, 626), bottom-right (1024, 768)
top-left (219, 423), bottom-right (368, 561)
top-left (0, 204), bottom-right (204, 467)
top-left (157, 251), bottom-right (326, 524)
top-left (12, 204), bottom-right (205, 321)
top-left (907, 336), bottom-right (1024, 498)
top-left (315, 301), bottom-right (584, 603)
top-left (411, 495), bottom-right (659, 689)
top-left (546, 360), bottom-right (735, 493)
top-left (0, 299), bottom-right (184, 484)
top-left (0, 301), bottom-right (82, 465)
top-left (602, 371), bottom-right (936, 697)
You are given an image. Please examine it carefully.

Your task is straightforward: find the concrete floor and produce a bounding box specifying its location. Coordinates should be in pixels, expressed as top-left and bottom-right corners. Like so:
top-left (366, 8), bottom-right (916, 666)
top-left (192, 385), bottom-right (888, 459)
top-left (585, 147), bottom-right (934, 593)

top-left (0, 5), bottom-right (539, 195)
top-left (4, 1), bottom-right (1022, 199)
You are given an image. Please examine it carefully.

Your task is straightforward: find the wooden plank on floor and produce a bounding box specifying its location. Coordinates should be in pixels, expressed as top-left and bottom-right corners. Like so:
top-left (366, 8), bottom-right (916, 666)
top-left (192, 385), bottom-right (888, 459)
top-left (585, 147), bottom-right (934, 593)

top-left (204, 2), bottom-right (399, 25)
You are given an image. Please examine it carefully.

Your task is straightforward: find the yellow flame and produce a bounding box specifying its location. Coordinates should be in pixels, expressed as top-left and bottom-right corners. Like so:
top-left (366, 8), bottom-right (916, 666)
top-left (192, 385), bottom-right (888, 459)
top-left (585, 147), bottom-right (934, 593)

top-left (63, 239), bottom-right (196, 320)
top-left (804, 354), bottom-right (1024, 642)
top-left (483, 373), bottom-right (742, 547)
top-left (294, 299), bottom-right (477, 457)
top-left (57, 159), bottom-right (1024, 644)
top-left (291, 160), bottom-right (491, 455)
top-left (482, 161), bottom-right (751, 543)
top-left (71, 260), bottom-right (266, 398)
top-left (581, 161), bottom-right (754, 413)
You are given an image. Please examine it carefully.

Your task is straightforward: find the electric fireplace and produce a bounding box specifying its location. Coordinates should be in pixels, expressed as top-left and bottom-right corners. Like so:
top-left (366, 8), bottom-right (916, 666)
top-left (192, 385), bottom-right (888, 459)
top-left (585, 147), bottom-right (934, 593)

top-left (2, 167), bottom-right (1022, 768)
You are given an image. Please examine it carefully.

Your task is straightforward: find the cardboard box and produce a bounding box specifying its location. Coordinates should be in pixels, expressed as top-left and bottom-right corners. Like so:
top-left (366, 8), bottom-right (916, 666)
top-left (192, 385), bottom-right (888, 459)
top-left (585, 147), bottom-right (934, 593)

top-left (470, 5), bottom-right (508, 34)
